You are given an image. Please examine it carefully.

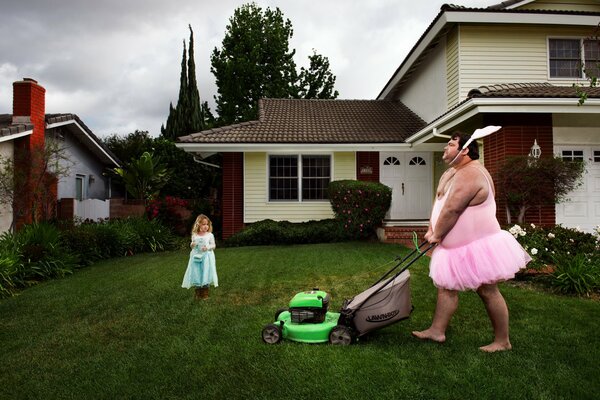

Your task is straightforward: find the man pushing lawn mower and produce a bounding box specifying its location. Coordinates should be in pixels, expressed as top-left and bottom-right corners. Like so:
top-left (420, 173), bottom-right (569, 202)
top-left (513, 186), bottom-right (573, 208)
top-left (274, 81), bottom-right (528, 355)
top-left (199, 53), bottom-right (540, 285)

top-left (412, 128), bottom-right (531, 353)
top-left (262, 127), bottom-right (530, 351)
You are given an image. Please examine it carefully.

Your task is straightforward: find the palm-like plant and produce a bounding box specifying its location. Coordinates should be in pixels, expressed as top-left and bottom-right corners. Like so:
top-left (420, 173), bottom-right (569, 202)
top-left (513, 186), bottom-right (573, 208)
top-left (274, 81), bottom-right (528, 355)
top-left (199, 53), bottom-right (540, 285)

top-left (113, 152), bottom-right (171, 201)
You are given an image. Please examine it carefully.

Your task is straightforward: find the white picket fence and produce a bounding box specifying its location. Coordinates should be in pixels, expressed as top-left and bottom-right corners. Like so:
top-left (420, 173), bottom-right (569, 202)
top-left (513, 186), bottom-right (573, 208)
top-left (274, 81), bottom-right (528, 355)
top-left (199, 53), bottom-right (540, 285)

top-left (75, 199), bottom-right (110, 222)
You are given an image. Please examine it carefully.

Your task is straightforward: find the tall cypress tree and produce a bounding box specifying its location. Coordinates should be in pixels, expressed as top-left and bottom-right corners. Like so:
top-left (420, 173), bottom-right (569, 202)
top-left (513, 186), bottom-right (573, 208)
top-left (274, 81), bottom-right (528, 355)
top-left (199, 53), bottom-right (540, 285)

top-left (162, 27), bottom-right (213, 139)
top-left (187, 25), bottom-right (204, 133)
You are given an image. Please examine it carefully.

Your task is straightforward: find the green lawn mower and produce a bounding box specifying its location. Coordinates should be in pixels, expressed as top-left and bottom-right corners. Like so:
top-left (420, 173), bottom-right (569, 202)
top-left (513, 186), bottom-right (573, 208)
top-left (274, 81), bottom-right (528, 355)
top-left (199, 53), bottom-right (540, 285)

top-left (261, 242), bottom-right (434, 345)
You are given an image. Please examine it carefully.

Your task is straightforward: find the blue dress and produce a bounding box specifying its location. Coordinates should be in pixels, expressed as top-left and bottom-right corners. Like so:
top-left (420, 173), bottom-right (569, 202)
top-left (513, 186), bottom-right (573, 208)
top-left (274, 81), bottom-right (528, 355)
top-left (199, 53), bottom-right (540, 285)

top-left (181, 233), bottom-right (218, 288)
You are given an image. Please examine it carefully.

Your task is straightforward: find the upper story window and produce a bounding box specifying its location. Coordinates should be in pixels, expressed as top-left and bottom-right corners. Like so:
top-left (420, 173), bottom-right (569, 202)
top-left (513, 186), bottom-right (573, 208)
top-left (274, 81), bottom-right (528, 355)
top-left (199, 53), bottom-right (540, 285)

top-left (549, 38), bottom-right (600, 79)
top-left (268, 154), bottom-right (331, 201)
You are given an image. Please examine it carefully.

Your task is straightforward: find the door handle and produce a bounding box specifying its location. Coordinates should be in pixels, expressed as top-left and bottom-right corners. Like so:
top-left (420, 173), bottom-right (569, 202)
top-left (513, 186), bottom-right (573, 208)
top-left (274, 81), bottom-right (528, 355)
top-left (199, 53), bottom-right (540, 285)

top-left (402, 182), bottom-right (404, 195)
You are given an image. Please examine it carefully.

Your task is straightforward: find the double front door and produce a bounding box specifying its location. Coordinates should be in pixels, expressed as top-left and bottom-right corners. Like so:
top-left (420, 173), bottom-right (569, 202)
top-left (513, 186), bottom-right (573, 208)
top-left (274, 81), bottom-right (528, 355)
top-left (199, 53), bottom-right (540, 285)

top-left (380, 152), bottom-right (433, 220)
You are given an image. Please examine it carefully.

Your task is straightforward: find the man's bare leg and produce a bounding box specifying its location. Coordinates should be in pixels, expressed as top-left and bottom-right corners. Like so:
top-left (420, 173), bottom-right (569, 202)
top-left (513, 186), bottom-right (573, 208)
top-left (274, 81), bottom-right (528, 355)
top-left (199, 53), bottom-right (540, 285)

top-left (477, 283), bottom-right (512, 352)
top-left (412, 288), bottom-right (458, 343)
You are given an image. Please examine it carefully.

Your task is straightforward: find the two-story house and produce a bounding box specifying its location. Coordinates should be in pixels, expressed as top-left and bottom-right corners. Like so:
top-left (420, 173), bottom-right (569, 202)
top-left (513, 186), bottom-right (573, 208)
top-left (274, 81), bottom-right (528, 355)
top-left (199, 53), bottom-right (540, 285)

top-left (177, 0), bottom-right (600, 239)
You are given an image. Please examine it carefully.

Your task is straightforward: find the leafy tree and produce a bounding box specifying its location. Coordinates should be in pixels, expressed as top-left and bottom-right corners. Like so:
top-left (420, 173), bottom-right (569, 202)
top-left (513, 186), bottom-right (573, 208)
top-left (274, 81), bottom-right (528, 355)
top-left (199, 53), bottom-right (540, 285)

top-left (211, 3), bottom-right (339, 124)
top-left (102, 130), bottom-right (153, 162)
top-left (162, 25), bottom-right (214, 139)
top-left (298, 50), bottom-right (339, 99)
top-left (0, 138), bottom-right (72, 230)
top-left (497, 155), bottom-right (585, 224)
top-left (103, 132), bottom-right (220, 200)
top-left (150, 138), bottom-right (221, 199)
top-left (112, 152), bottom-right (171, 201)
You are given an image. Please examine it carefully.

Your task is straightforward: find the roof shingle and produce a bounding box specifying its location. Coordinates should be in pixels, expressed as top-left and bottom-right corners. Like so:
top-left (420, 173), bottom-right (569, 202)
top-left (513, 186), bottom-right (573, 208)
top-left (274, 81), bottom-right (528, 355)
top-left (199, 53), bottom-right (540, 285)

top-left (178, 99), bottom-right (426, 144)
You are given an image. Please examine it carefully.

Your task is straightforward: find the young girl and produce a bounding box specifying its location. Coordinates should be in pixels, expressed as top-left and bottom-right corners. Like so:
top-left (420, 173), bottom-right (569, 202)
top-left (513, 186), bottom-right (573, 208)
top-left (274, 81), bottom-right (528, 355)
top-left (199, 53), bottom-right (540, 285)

top-left (182, 214), bottom-right (218, 300)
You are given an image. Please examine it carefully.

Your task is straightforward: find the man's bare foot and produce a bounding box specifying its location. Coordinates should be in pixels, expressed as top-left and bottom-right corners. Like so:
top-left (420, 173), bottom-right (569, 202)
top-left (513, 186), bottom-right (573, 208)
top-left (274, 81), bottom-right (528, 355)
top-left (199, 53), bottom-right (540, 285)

top-left (479, 341), bottom-right (512, 352)
top-left (411, 329), bottom-right (446, 343)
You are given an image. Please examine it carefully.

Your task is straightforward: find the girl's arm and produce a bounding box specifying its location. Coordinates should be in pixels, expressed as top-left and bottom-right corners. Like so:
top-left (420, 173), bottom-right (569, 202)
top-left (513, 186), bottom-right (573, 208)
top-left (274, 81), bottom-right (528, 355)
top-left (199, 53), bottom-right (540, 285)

top-left (207, 233), bottom-right (216, 251)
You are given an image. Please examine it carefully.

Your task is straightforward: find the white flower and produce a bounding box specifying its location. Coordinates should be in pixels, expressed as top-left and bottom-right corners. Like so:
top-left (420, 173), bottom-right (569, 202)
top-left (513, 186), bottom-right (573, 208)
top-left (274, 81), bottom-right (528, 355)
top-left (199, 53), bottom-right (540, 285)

top-left (531, 248), bottom-right (538, 255)
top-left (545, 248), bottom-right (548, 251)
top-left (509, 225), bottom-right (521, 237)
top-left (548, 233), bottom-right (555, 239)
top-left (575, 226), bottom-right (583, 232)
top-left (530, 223), bottom-right (536, 229)
top-left (569, 238), bottom-right (574, 243)
top-left (519, 230), bottom-right (526, 237)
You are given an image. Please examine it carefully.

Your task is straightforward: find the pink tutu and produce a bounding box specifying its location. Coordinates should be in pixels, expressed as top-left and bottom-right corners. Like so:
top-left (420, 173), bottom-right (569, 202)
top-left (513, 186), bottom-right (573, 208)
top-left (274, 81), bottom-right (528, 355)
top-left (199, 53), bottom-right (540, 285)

top-left (429, 230), bottom-right (531, 291)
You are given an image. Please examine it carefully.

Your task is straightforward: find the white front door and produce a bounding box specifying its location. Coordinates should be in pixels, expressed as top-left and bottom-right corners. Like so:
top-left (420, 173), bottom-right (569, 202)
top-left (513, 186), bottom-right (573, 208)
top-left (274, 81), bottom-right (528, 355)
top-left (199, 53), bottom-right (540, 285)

top-left (380, 152), bottom-right (433, 220)
top-left (555, 146), bottom-right (600, 233)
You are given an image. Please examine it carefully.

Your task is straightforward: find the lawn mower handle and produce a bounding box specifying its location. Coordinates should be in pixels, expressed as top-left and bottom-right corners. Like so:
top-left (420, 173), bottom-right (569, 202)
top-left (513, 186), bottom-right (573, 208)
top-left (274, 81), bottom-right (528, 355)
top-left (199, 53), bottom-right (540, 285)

top-left (372, 241), bottom-right (435, 287)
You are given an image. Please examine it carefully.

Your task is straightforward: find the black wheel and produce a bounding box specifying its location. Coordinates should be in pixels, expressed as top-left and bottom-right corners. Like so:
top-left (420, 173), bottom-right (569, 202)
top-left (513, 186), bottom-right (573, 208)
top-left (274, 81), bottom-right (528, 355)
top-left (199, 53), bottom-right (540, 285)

top-left (274, 308), bottom-right (288, 321)
top-left (329, 325), bottom-right (354, 346)
top-left (262, 323), bottom-right (282, 344)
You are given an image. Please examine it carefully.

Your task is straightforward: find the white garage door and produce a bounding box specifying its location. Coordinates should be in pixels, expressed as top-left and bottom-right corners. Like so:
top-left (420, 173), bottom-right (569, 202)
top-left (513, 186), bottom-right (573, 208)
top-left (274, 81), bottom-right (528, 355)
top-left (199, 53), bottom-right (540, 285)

top-left (555, 146), bottom-right (600, 233)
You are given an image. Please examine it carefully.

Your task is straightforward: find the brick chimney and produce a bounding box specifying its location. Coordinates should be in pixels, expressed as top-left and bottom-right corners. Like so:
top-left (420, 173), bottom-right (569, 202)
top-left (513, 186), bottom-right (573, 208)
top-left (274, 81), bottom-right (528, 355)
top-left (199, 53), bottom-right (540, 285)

top-left (13, 78), bottom-right (46, 150)
top-left (12, 78), bottom-right (53, 228)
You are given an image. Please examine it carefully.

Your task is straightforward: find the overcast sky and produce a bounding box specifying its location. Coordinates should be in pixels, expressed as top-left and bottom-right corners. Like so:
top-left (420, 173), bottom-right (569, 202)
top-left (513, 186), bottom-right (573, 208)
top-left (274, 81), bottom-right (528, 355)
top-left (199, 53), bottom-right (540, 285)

top-left (0, 0), bottom-right (493, 138)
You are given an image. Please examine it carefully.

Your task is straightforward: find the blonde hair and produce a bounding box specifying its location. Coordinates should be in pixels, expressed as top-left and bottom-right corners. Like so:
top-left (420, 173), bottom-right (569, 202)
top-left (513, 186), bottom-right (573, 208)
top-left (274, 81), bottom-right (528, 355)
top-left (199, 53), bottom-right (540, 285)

top-left (191, 214), bottom-right (213, 234)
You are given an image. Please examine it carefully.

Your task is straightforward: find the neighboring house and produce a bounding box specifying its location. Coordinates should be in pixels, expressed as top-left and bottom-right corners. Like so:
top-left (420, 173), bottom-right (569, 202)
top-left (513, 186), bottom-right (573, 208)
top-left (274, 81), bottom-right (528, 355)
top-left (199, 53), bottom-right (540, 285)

top-left (177, 0), bottom-right (600, 239)
top-left (0, 78), bottom-right (121, 232)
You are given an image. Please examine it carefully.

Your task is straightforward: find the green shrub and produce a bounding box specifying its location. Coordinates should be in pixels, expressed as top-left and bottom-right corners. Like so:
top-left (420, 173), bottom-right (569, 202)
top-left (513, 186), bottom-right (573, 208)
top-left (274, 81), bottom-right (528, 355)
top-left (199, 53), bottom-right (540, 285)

top-left (549, 253), bottom-right (599, 296)
top-left (509, 223), bottom-right (599, 271)
top-left (0, 245), bottom-right (23, 298)
top-left (328, 180), bottom-right (392, 238)
top-left (0, 224), bottom-right (78, 298)
top-left (224, 219), bottom-right (349, 247)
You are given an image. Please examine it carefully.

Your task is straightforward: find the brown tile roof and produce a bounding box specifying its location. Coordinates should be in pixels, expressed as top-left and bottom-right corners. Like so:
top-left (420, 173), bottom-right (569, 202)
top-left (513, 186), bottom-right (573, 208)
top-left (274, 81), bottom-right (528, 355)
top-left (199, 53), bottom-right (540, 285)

top-left (468, 82), bottom-right (600, 98)
top-left (178, 99), bottom-right (426, 144)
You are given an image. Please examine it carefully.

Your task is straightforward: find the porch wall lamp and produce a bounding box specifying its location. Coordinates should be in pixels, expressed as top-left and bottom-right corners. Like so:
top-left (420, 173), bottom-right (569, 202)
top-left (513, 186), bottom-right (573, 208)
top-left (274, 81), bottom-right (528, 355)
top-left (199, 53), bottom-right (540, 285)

top-left (529, 139), bottom-right (541, 159)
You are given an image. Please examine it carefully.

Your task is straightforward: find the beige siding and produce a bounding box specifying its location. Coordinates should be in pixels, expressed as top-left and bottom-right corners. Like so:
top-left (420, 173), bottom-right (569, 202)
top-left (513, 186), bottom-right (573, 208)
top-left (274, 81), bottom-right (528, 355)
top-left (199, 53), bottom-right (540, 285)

top-left (458, 24), bottom-right (596, 101)
top-left (446, 27), bottom-right (460, 109)
top-left (516, 0), bottom-right (600, 12)
top-left (244, 152), bottom-right (356, 223)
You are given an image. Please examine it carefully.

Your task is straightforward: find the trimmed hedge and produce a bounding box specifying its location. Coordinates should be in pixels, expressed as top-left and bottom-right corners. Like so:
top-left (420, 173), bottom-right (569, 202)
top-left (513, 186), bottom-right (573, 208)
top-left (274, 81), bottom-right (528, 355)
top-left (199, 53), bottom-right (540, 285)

top-left (328, 180), bottom-right (392, 237)
top-left (223, 219), bottom-right (350, 247)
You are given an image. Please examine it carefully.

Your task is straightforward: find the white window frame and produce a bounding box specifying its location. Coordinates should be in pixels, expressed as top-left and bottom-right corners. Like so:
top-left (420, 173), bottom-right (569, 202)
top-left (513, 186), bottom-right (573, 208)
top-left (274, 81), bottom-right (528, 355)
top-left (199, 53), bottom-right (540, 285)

top-left (75, 174), bottom-right (86, 201)
top-left (266, 153), bottom-right (333, 203)
top-left (547, 36), bottom-right (600, 80)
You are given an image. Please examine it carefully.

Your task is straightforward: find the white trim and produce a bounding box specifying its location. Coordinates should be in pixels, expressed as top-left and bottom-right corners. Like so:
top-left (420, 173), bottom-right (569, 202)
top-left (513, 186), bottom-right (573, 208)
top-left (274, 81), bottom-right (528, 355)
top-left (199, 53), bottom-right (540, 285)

top-left (47, 120), bottom-right (120, 166)
top-left (176, 142), bottom-right (412, 153)
top-left (407, 97), bottom-right (600, 144)
top-left (504, 0), bottom-right (536, 10)
top-left (0, 130), bottom-right (32, 143)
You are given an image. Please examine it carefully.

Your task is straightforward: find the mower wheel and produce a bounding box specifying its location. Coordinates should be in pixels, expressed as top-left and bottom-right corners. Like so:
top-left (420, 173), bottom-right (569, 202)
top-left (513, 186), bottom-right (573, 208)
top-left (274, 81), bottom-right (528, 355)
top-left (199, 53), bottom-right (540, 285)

top-left (262, 324), bottom-right (282, 344)
top-left (274, 308), bottom-right (288, 321)
top-left (329, 325), bottom-right (354, 346)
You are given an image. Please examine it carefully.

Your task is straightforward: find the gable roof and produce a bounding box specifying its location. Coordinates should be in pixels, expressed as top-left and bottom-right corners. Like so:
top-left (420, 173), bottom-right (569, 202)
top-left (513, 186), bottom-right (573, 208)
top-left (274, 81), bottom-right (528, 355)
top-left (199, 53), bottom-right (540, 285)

top-left (0, 113), bottom-right (120, 167)
top-left (378, 2), bottom-right (600, 100)
top-left (46, 114), bottom-right (121, 167)
top-left (177, 99), bottom-right (426, 149)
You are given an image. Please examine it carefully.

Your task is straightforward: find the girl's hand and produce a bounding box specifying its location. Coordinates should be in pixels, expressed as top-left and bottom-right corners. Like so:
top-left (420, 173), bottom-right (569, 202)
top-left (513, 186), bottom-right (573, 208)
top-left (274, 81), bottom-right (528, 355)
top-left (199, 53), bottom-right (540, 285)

top-left (201, 246), bottom-right (207, 252)
top-left (190, 242), bottom-right (195, 249)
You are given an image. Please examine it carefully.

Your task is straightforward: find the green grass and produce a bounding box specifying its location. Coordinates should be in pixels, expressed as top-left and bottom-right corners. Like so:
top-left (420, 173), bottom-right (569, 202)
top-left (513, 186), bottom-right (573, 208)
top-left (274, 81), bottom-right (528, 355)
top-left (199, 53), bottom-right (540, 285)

top-left (1, 241), bottom-right (598, 399)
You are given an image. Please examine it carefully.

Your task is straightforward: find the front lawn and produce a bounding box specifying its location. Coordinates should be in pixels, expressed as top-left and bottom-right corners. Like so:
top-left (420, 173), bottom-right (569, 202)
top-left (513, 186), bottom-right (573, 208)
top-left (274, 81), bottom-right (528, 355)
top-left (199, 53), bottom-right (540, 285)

top-left (0, 242), bottom-right (598, 399)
